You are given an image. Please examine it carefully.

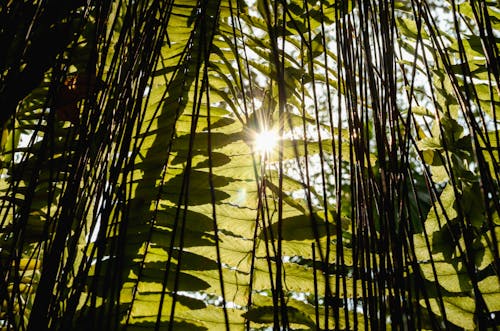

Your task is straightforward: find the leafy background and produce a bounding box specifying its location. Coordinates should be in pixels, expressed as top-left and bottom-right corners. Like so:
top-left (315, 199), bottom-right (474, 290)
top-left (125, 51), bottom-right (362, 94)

top-left (0, 0), bottom-right (499, 330)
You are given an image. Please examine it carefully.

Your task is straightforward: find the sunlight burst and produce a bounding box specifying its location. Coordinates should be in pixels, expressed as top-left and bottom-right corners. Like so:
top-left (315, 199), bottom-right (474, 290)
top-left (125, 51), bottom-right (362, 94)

top-left (254, 129), bottom-right (279, 156)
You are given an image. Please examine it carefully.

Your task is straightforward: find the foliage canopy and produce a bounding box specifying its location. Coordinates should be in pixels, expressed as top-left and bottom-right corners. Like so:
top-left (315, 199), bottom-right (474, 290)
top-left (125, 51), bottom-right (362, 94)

top-left (0, 0), bottom-right (499, 330)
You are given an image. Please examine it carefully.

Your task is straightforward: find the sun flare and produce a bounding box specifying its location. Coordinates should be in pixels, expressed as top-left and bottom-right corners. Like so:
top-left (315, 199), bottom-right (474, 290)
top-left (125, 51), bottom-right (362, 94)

top-left (254, 129), bottom-right (279, 156)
